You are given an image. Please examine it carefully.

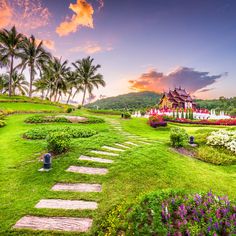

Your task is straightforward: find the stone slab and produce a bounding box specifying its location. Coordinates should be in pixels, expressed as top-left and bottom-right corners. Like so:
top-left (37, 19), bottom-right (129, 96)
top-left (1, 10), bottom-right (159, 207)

top-left (90, 150), bottom-right (119, 156)
top-left (67, 166), bottom-right (108, 175)
top-left (115, 143), bottom-right (131, 149)
top-left (125, 141), bottom-right (139, 146)
top-left (80, 155), bottom-right (113, 163)
top-left (137, 141), bottom-right (152, 144)
top-left (35, 199), bottom-right (97, 210)
top-left (13, 216), bottom-right (92, 232)
top-left (52, 183), bottom-right (102, 192)
top-left (102, 146), bottom-right (125, 152)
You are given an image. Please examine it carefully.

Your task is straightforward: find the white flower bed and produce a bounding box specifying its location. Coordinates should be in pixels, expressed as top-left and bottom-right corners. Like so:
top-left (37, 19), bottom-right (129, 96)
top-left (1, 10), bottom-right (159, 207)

top-left (207, 130), bottom-right (236, 154)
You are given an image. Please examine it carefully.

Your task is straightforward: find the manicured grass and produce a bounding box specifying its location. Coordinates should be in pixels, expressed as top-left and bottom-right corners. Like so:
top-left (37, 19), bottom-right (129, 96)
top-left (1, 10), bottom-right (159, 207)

top-left (0, 102), bottom-right (62, 112)
top-left (0, 111), bottom-right (235, 235)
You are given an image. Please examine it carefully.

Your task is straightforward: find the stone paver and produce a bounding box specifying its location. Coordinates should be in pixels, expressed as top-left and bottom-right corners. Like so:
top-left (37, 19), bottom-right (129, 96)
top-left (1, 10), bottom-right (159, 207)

top-left (90, 150), bottom-right (119, 156)
top-left (13, 216), bottom-right (92, 232)
top-left (52, 183), bottom-right (102, 192)
top-left (136, 141), bottom-right (152, 144)
top-left (79, 155), bottom-right (113, 163)
top-left (125, 141), bottom-right (139, 146)
top-left (67, 166), bottom-right (108, 175)
top-left (115, 143), bottom-right (131, 149)
top-left (102, 146), bottom-right (125, 152)
top-left (35, 199), bottom-right (97, 210)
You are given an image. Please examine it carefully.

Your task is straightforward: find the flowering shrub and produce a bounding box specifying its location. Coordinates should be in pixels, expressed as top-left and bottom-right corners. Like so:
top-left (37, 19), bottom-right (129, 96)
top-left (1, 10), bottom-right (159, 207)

top-left (161, 191), bottom-right (236, 235)
top-left (207, 130), bottom-right (236, 154)
top-left (170, 127), bottom-right (188, 147)
top-left (98, 190), bottom-right (236, 235)
top-left (149, 115), bottom-right (167, 127)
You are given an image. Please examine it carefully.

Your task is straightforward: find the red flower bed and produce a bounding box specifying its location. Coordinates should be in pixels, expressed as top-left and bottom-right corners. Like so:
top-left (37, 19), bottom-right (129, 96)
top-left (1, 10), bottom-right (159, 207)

top-left (167, 118), bottom-right (236, 126)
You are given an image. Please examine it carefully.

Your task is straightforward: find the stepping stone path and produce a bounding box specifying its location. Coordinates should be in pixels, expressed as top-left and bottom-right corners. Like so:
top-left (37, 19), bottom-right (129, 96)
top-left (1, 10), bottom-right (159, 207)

top-left (14, 216), bottom-right (92, 232)
top-left (79, 155), bottom-right (113, 163)
top-left (14, 119), bottom-right (158, 233)
top-left (67, 166), bottom-right (108, 175)
top-left (35, 199), bottom-right (98, 210)
top-left (90, 150), bottom-right (119, 156)
top-left (125, 141), bottom-right (139, 146)
top-left (102, 146), bottom-right (125, 152)
top-left (52, 183), bottom-right (102, 192)
top-left (115, 143), bottom-right (131, 149)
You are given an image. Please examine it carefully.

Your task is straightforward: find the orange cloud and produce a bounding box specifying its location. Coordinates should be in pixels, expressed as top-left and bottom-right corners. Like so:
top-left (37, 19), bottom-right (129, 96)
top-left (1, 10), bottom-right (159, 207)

top-left (56, 0), bottom-right (94, 37)
top-left (0, 0), bottom-right (50, 32)
top-left (0, 0), bottom-right (12, 28)
top-left (35, 38), bottom-right (55, 51)
top-left (70, 42), bottom-right (113, 54)
top-left (129, 67), bottom-right (223, 94)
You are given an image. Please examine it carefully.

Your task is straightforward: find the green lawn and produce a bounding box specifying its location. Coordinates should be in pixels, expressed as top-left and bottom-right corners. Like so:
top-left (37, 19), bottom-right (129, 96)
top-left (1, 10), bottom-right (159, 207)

top-left (0, 102), bottom-right (62, 112)
top-left (0, 110), bottom-right (235, 235)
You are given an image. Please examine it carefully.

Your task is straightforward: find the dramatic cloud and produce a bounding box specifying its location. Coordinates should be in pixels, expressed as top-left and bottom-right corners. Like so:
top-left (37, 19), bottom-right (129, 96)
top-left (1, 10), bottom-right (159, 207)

top-left (129, 67), bottom-right (224, 94)
top-left (0, 0), bottom-right (50, 31)
top-left (56, 0), bottom-right (94, 37)
top-left (70, 42), bottom-right (113, 54)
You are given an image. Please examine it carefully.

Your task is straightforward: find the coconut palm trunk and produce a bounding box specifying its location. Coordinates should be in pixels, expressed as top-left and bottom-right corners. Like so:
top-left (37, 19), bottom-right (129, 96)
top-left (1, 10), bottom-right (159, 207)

top-left (9, 54), bottom-right (14, 96)
top-left (81, 85), bottom-right (87, 106)
top-left (67, 90), bottom-right (72, 104)
top-left (29, 64), bottom-right (34, 97)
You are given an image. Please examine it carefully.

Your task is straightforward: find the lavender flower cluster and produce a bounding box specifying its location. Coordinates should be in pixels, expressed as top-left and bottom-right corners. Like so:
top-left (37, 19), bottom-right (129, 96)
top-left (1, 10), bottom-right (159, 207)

top-left (161, 191), bottom-right (236, 235)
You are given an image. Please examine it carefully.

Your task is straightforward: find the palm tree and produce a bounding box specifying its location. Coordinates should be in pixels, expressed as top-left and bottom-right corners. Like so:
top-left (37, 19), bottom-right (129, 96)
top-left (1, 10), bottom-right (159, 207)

top-left (0, 26), bottom-right (24, 96)
top-left (46, 57), bottom-right (70, 102)
top-left (72, 56), bottom-right (105, 106)
top-left (0, 74), bottom-right (8, 94)
top-left (3, 71), bottom-right (29, 95)
top-left (20, 35), bottom-right (51, 97)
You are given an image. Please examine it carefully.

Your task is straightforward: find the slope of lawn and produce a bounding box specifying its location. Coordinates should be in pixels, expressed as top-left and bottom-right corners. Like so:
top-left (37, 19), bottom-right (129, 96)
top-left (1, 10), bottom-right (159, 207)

top-left (0, 111), bottom-right (235, 235)
top-left (0, 102), bottom-right (63, 112)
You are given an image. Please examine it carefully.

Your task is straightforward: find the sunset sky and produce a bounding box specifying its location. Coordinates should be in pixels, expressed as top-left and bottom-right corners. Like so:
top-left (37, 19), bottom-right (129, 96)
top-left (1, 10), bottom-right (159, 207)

top-left (0, 0), bottom-right (236, 101)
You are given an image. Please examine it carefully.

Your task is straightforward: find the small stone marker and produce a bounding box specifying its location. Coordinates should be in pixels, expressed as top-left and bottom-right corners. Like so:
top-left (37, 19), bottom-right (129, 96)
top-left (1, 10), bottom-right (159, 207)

top-left (102, 146), bottom-right (125, 152)
top-left (79, 155), bottom-right (113, 163)
top-left (52, 183), bottom-right (102, 192)
top-left (125, 141), bottom-right (139, 146)
top-left (115, 143), bottom-right (131, 149)
top-left (67, 166), bottom-right (108, 175)
top-left (90, 150), bottom-right (119, 156)
top-left (35, 199), bottom-right (97, 210)
top-left (13, 216), bottom-right (92, 232)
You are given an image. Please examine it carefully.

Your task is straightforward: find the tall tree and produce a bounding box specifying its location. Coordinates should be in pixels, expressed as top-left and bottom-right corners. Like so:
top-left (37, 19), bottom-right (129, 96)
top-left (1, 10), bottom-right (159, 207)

top-left (20, 35), bottom-right (51, 97)
top-left (0, 26), bottom-right (24, 96)
top-left (73, 56), bottom-right (105, 106)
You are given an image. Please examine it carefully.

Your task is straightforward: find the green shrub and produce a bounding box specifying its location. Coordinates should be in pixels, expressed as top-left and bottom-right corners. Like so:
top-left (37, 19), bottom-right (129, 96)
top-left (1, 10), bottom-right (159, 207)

top-left (0, 119), bottom-right (6, 127)
top-left (77, 104), bottom-right (82, 109)
top-left (85, 116), bottom-right (105, 124)
top-left (170, 127), bottom-right (188, 147)
top-left (121, 112), bottom-right (131, 119)
top-left (66, 107), bottom-right (73, 113)
top-left (23, 126), bottom-right (96, 140)
top-left (25, 115), bottom-right (70, 124)
top-left (193, 128), bottom-right (217, 145)
top-left (46, 131), bottom-right (71, 154)
top-left (197, 145), bottom-right (236, 165)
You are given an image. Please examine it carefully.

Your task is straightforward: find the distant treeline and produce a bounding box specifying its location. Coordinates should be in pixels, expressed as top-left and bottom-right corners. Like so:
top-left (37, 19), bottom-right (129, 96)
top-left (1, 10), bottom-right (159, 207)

top-left (86, 92), bottom-right (236, 116)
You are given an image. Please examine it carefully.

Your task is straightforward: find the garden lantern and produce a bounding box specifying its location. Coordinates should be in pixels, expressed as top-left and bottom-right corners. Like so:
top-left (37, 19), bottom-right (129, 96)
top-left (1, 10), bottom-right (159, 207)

top-left (189, 136), bottom-right (194, 144)
top-left (43, 153), bottom-right (52, 170)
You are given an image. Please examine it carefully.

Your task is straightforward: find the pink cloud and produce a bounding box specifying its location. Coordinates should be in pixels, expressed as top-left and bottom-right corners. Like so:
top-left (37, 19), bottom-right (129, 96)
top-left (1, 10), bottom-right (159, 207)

top-left (56, 0), bottom-right (94, 37)
top-left (35, 38), bottom-right (55, 51)
top-left (70, 42), bottom-right (113, 54)
top-left (0, 0), bottom-right (51, 32)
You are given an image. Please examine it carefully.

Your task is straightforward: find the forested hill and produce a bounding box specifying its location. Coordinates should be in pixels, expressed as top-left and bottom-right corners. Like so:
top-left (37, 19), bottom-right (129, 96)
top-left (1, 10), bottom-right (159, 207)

top-left (86, 91), bottom-right (162, 110)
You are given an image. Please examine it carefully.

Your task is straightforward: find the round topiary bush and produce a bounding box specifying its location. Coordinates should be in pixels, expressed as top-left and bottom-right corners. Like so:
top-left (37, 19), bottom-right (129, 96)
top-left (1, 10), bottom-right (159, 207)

top-left (46, 131), bottom-right (71, 154)
top-left (170, 127), bottom-right (188, 147)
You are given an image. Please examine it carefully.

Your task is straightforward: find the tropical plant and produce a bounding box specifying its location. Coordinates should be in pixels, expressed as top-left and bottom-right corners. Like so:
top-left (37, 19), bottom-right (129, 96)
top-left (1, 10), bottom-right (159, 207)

top-left (0, 74), bottom-right (8, 94)
top-left (3, 71), bottom-right (29, 95)
top-left (0, 26), bottom-right (24, 96)
top-left (73, 56), bottom-right (105, 106)
top-left (19, 35), bottom-right (51, 97)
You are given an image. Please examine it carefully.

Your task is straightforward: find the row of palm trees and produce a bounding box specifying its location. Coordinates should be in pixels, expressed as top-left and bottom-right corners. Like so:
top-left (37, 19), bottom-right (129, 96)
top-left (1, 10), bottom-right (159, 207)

top-left (0, 26), bottom-right (105, 105)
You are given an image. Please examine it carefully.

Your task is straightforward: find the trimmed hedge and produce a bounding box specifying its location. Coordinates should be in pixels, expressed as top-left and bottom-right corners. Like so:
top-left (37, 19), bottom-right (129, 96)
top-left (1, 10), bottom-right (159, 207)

top-left (23, 126), bottom-right (97, 140)
top-left (25, 115), bottom-right (70, 124)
